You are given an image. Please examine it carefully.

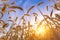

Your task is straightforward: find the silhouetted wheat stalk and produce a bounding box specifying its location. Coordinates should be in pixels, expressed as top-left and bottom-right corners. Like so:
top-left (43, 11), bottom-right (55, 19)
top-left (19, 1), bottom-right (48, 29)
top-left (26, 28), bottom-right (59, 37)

top-left (11, 2), bottom-right (15, 5)
top-left (46, 6), bottom-right (48, 11)
top-left (50, 9), bottom-right (53, 17)
top-left (27, 6), bottom-right (35, 14)
top-left (0, 4), bottom-right (7, 19)
top-left (33, 12), bottom-right (38, 22)
top-left (9, 6), bottom-right (23, 11)
top-left (8, 10), bottom-right (16, 14)
top-left (0, 12), bottom-right (3, 19)
top-left (14, 16), bottom-right (18, 22)
top-left (37, 2), bottom-right (44, 6)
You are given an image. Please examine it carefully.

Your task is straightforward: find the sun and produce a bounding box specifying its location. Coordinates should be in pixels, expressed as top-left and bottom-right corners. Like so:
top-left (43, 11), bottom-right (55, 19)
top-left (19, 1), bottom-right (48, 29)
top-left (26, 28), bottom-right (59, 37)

top-left (35, 23), bottom-right (51, 37)
top-left (36, 26), bottom-right (46, 35)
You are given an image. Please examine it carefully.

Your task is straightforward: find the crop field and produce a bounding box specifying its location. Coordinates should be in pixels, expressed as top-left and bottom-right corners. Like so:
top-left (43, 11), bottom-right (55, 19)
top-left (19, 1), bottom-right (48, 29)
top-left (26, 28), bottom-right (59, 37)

top-left (0, 0), bottom-right (60, 40)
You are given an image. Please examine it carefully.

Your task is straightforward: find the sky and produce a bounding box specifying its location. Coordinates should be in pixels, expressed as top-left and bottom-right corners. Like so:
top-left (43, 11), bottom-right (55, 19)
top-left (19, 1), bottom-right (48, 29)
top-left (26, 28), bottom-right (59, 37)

top-left (0, 0), bottom-right (55, 20)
